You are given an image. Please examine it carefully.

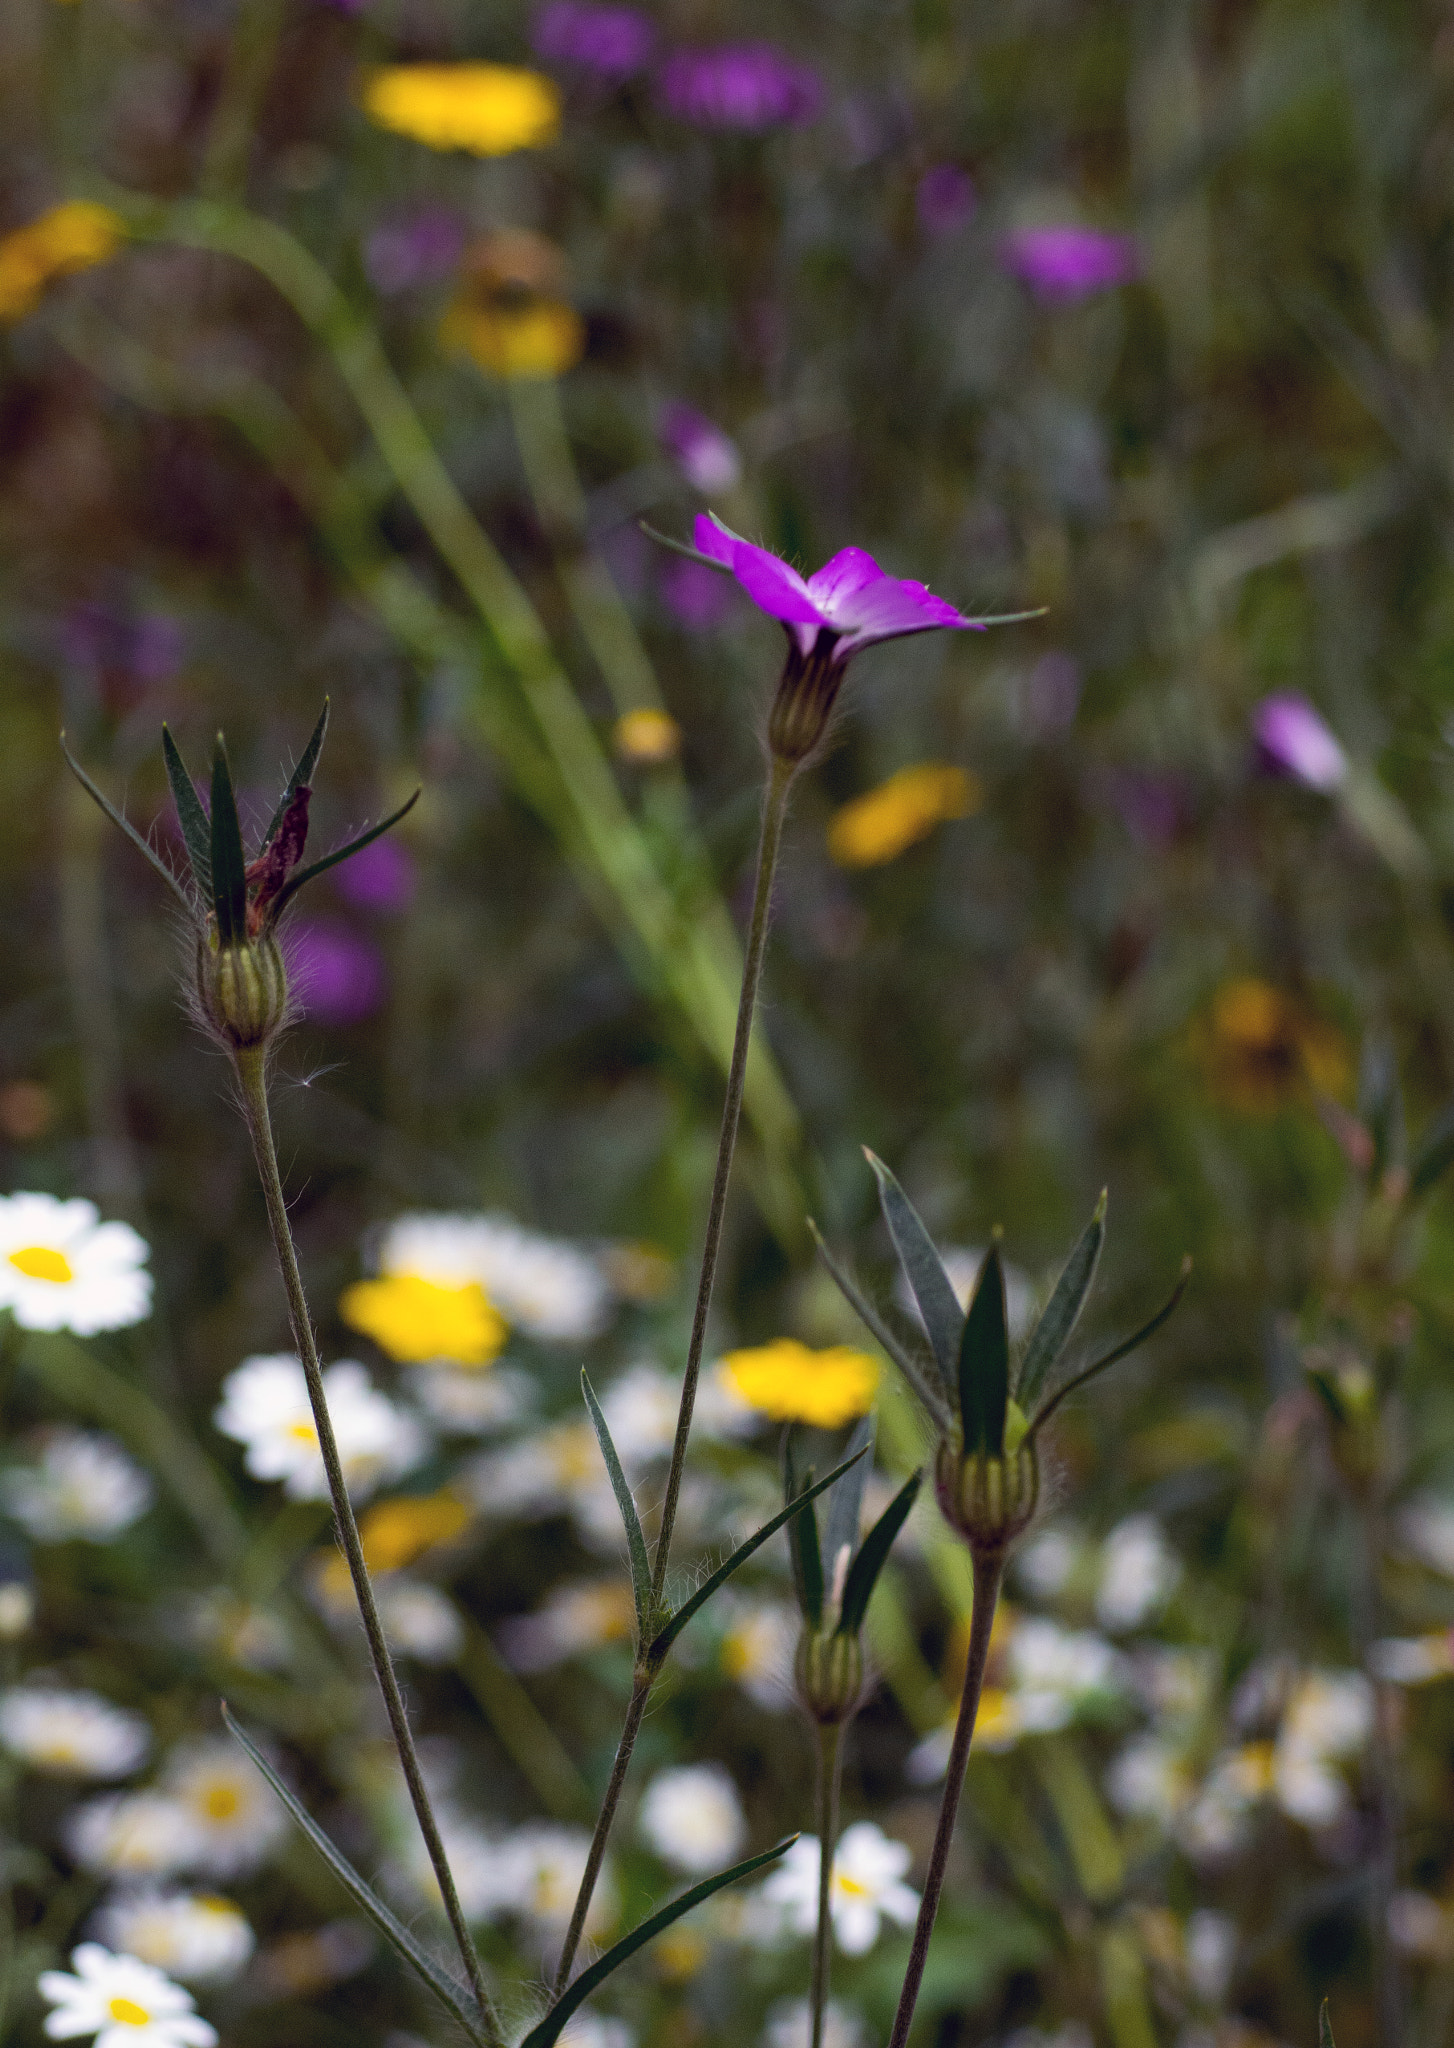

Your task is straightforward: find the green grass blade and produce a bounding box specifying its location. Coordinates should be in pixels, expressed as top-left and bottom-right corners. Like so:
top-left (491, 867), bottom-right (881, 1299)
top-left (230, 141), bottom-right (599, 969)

top-left (1319, 2000), bottom-right (1335, 2048)
top-left (209, 738), bottom-right (248, 945)
top-left (522, 1838), bottom-right (796, 2048)
top-left (273, 789), bottom-right (420, 911)
top-left (958, 1246), bottom-right (1009, 1456)
top-left (262, 699), bottom-right (330, 848)
top-left (837, 1468), bottom-right (922, 1637)
top-left (1016, 1193), bottom-right (1106, 1411)
top-left (60, 736), bottom-right (193, 914)
top-left (161, 726), bottom-right (213, 897)
top-left (1029, 1258), bottom-right (1191, 1437)
top-left (581, 1371), bottom-right (652, 1639)
top-left (865, 1150), bottom-right (963, 1399)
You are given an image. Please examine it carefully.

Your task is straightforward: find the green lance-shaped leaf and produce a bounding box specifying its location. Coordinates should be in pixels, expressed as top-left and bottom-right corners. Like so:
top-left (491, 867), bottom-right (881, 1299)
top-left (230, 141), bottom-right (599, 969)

top-left (161, 726), bottom-right (213, 898)
top-left (582, 1373), bottom-right (652, 1639)
top-left (1028, 1258), bottom-right (1192, 1438)
top-left (1016, 1192), bottom-right (1107, 1412)
top-left (60, 736), bottom-right (193, 914)
top-left (221, 1707), bottom-right (492, 2048)
top-left (1319, 2000), bottom-right (1335, 2048)
top-left (209, 738), bottom-right (248, 946)
top-left (836, 1468), bottom-right (922, 1637)
top-left (783, 1435), bottom-right (824, 1628)
top-left (648, 1446), bottom-right (870, 1668)
top-left (959, 1245), bottom-right (1010, 1456)
top-left (823, 1413), bottom-right (877, 1590)
top-left (273, 789), bottom-right (421, 912)
top-left (262, 698), bottom-right (330, 849)
top-left (806, 1220), bottom-right (952, 1431)
top-left (1410, 1097), bottom-right (1454, 1197)
top-left (638, 521), bottom-right (737, 574)
top-left (522, 1837), bottom-right (796, 2048)
top-left (864, 1150), bottom-right (963, 1400)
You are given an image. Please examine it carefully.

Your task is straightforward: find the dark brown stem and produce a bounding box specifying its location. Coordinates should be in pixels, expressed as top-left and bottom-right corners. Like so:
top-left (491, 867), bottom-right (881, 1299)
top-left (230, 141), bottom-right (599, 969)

top-left (552, 1674), bottom-right (651, 1993)
top-left (887, 1551), bottom-right (1005, 2048)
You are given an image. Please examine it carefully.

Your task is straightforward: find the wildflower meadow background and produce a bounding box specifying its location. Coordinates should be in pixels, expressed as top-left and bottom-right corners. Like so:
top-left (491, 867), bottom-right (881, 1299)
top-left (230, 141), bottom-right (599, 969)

top-left (6, 2), bottom-right (1454, 2046)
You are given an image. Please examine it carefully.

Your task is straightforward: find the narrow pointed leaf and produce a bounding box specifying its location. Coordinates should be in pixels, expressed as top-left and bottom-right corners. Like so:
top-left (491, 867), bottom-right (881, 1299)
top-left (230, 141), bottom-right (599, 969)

top-left (958, 1246), bottom-right (1009, 1455)
top-left (1319, 2001), bottom-right (1335, 2048)
top-left (582, 1373), bottom-right (651, 1639)
top-left (807, 1220), bottom-right (952, 1430)
top-left (1410, 1098), bottom-right (1454, 1196)
top-left (836, 1469), bottom-right (922, 1637)
top-left (523, 1838), bottom-right (795, 2048)
top-left (263, 699), bottom-right (330, 849)
top-left (60, 738), bottom-right (193, 913)
top-left (648, 1446), bottom-right (869, 1666)
top-left (161, 726), bottom-right (212, 896)
top-left (1029, 1259), bottom-right (1192, 1437)
top-left (209, 739), bottom-right (247, 946)
top-left (865, 1151), bottom-right (963, 1399)
top-left (823, 1413), bottom-right (876, 1587)
top-left (1015, 1193), bottom-right (1107, 1411)
top-left (274, 789), bottom-right (421, 910)
top-left (783, 1436), bottom-right (823, 1628)
top-left (221, 1707), bottom-right (490, 2046)
top-left (638, 521), bottom-right (736, 573)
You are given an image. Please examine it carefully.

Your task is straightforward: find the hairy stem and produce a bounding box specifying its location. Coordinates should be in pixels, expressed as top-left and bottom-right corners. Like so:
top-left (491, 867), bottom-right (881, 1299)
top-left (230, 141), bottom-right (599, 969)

top-left (234, 1048), bottom-right (502, 2046)
top-left (887, 1551), bottom-right (1005, 2048)
top-left (552, 1674), bottom-right (651, 1994)
top-left (810, 1725), bottom-right (844, 2048)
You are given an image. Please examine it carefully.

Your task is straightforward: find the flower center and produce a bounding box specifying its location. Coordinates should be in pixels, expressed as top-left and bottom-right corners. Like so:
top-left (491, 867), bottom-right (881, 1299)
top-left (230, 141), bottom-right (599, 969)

top-left (287, 1421), bottom-right (319, 1444)
top-left (8, 1245), bottom-right (73, 1284)
top-left (203, 1784), bottom-right (241, 1820)
top-left (836, 1873), bottom-right (869, 1898)
top-left (108, 1999), bottom-right (151, 2027)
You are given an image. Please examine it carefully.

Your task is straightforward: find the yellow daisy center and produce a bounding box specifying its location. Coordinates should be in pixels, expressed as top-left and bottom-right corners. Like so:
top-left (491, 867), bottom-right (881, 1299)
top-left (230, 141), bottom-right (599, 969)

top-left (287, 1421), bottom-right (319, 1444)
top-left (720, 1339), bottom-right (879, 1428)
top-left (108, 1999), bottom-right (151, 2026)
top-left (835, 1872), bottom-right (869, 1897)
top-left (8, 1245), bottom-right (73, 1283)
top-left (339, 1273), bottom-right (507, 1367)
top-left (202, 1783), bottom-right (241, 1820)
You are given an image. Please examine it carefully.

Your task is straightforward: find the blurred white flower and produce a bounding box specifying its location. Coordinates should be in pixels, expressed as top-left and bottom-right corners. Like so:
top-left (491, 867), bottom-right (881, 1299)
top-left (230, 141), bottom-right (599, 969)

top-left (717, 1598), bottom-right (797, 1710)
top-left (378, 1212), bottom-right (612, 1342)
top-left (66, 1792), bottom-right (201, 1877)
top-left (1370, 1632), bottom-right (1454, 1683)
top-left (92, 1889), bottom-right (255, 1983)
top-left (0, 1687), bottom-right (150, 1778)
top-left (763, 1998), bottom-right (866, 2048)
top-left (1095, 1515), bottom-right (1180, 1632)
top-left (759, 1823), bottom-right (918, 1956)
top-left (495, 1824), bottom-right (617, 1939)
top-left (1, 1430), bottom-right (152, 1542)
top-left (376, 1578), bottom-right (463, 1664)
top-left (187, 1593), bottom-right (290, 1675)
top-left (37, 1942), bottom-right (216, 2048)
top-left (600, 1364), bottom-right (680, 1466)
top-left (499, 1579), bottom-right (637, 1672)
top-left (1105, 1735), bottom-right (1195, 1825)
top-left (214, 1355), bottom-right (427, 1501)
top-left (1014, 1525), bottom-right (1085, 1601)
top-left (1184, 1909), bottom-right (1237, 2004)
top-left (0, 1194), bottom-right (151, 1334)
top-left (464, 1423), bottom-right (621, 1549)
top-left (160, 1739), bottom-right (288, 1877)
top-left (0, 1580), bottom-right (34, 1638)
top-left (912, 1613), bottom-right (1126, 1779)
top-left (398, 1805), bottom-right (508, 1923)
top-left (411, 1364), bottom-right (536, 1435)
top-left (1280, 1670), bottom-right (1372, 1760)
top-left (896, 1245), bottom-right (1033, 1338)
top-left (638, 1763), bottom-right (746, 1874)
top-left (1389, 1890), bottom-right (1454, 1959)
top-left (1395, 1496), bottom-right (1454, 1576)
top-left (557, 2016), bottom-right (633, 2048)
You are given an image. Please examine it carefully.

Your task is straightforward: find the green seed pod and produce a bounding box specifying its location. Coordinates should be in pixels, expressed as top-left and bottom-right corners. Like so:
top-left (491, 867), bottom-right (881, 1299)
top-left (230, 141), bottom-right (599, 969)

top-left (934, 1436), bottom-right (1039, 1559)
top-left (196, 932), bottom-right (289, 1051)
top-left (795, 1625), bottom-right (865, 1726)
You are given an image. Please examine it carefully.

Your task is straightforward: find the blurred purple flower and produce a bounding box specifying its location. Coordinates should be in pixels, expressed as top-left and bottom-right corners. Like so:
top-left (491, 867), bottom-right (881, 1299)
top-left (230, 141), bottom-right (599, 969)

top-left (1252, 693), bottom-right (1348, 793)
top-left (284, 916), bottom-right (386, 1026)
top-left (532, 2), bottom-right (654, 79)
top-left (63, 603), bottom-right (184, 686)
top-left (916, 165), bottom-right (976, 238)
top-left (660, 403), bottom-right (742, 495)
top-left (662, 556), bottom-right (733, 631)
top-left (365, 208), bottom-right (465, 295)
top-left (1020, 650), bottom-right (1082, 737)
top-left (1103, 768), bottom-right (1186, 851)
top-left (1000, 225), bottom-right (1139, 303)
top-left (657, 44), bottom-right (822, 130)
top-left (331, 835), bottom-right (417, 913)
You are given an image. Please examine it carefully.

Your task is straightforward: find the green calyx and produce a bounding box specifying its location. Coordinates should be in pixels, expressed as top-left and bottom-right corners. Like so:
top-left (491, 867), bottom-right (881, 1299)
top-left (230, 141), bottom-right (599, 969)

top-left (934, 1436), bottom-right (1039, 1558)
top-left (196, 930), bottom-right (289, 1051)
top-left (795, 1625), bottom-right (865, 1726)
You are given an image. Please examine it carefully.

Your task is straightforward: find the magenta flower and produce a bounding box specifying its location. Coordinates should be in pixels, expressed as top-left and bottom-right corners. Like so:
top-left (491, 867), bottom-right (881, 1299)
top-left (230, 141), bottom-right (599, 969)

top-left (1000, 225), bottom-right (1139, 303)
top-left (332, 835), bottom-right (417, 913)
top-left (532, 2), bottom-right (654, 80)
top-left (657, 43), bottom-right (821, 130)
top-left (916, 165), bottom-right (976, 238)
top-left (660, 403), bottom-right (742, 495)
top-left (1251, 693), bottom-right (1348, 793)
top-left (365, 208), bottom-right (465, 295)
top-left (662, 556), bottom-right (733, 632)
top-left (283, 917), bottom-right (386, 1026)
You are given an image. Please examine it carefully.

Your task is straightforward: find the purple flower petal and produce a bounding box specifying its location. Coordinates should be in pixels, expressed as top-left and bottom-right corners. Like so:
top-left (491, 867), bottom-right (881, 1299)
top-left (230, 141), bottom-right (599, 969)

top-left (283, 917), bottom-right (387, 1026)
top-left (332, 835), bottom-right (417, 912)
top-left (806, 546), bottom-right (887, 611)
top-left (532, 2), bottom-right (654, 80)
top-left (1000, 226), bottom-right (1139, 303)
top-left (916, 164), bottom-right (976, 237)
top-left (657, 43), bottom-right (821, 130)
top-left (1251, 693), bottom-right (1348, 793)
top-left (662, 557), bottom-right (733, 631)
top-left (660, 403), bottom-right (742, 494)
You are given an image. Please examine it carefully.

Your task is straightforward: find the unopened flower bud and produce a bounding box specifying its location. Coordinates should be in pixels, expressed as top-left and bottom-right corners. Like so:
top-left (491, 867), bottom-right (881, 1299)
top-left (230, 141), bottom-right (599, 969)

top-left (935, 1438), bottom-right (1039, 1559)
top-left (768, 634), bottom-right (845, 764)
top-left (795, 1625), bottom-right (864, 1726)
top-left (197, 932), bottom-right (289, 1051)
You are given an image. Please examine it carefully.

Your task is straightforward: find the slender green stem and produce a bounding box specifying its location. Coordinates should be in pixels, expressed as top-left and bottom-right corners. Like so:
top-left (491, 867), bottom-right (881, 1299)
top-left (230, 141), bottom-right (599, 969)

top-left (810, 1725), bottom-right (844, 2048)
top-left (887, 1551), bottom-right (1005, 2048)
top-left (552, 1674), bottom-right (652, 1994)
top-left (234, 1048), bottom-right (502, 2048)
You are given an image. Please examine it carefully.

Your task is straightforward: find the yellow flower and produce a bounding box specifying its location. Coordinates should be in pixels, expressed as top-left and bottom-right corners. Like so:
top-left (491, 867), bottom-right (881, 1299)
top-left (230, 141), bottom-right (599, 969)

top-left (720, 1338), bottom-right (879, 1428)
top-left (0, 202), bottom-right (125, 324)
top-left (338, 1272), bottom-right (507, 1366)
top-left (1195, 977), bottom-right (1349, 1113)
top-left (827, 763), bottom-right (981, 868)
top-left (357, 1489), bottom-right (472, 1572)
top-left (362, 64), bottom-right (560, 155)
top-left (443, 299), bottom-right (585, 379)
top-left (614, 710), bottom-right (683, 764)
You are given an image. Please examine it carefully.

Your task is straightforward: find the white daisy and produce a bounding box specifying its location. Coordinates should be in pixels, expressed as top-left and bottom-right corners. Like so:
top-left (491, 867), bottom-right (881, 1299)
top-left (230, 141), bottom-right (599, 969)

top-left (0, 1580), bottom-right (34, 1638)
top-left (91, 1890), bottom-right (255, 1984)
top-left (159, 1738), bottom-right (288, 1877)
top-left (0, 1688), bottom-right (150, 1778)
top-left (1094, 1515), bottom-right (1180, 1633)
top-left (37, 1943), bottom-right (216, 2048)
top-left (495, 1823), bottom-right (616, 1937)
top-left (379, 1212), bottom-right (612, 1342)
top-left (397, 1804), bottom-right (511, 1923)
top-left (1, 1430), bottom-right (153, 1542)
top-left (0, 1194), bottom-right (151, 1334)
top-left (758, 1823), bottom-right (919, 1956)
top-left (213, 1354), bottom-right (427, 1501)
top-left (763, 1999), bottom-right (866, 2048)
top-left (717, 1597), bottom-right (798, 1711)
top-left (66, 1793), bottom-right (202, 1878)
top-left (375, 1579), bottom-right (464, 1664)
top-left (600, 1364), bottom-right (681, 1467)
top-left (638, 1763), bottom-right (746, 1875)
top-left (463, 1423), bottom-right (622, 1549)
top-left (557, 2017), bottom-right (633, 2048)
top-left (411, 1364), bottom-right (537, 1436)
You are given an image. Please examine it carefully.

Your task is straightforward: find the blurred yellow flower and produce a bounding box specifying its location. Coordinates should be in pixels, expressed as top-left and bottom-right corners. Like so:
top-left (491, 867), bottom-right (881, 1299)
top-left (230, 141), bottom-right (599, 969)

top-left (1196, 977), bottom-right (1349, 1113)
top-left (357, 1489), bottom-right (472, 1572)
top-left (827, 763), bottom-right (981, 868)
top-left (615, 709), bottom-right (682, 764)
top-left (362, 64), bottom-right (560, 155)
top-left (720, 1338), bottom-right (878, 1427)
top-left (0, 202), bottom-right (125, 324)
top-left (444, 299), bottom-right (585, 379)
top-left (338, 1272), bottom-right (507, 1366)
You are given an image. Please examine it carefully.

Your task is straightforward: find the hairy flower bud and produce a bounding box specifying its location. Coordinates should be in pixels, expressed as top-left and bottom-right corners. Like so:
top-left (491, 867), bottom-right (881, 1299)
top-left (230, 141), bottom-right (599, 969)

top-left (767, 634), bottom-right (845, 763)
top-left (795, 1624), bottom-right (864, 1726)
top-left (196, 932), bottom-right (289, 1051)
top-left (934, 1437), bottom-right (1039, 1559)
